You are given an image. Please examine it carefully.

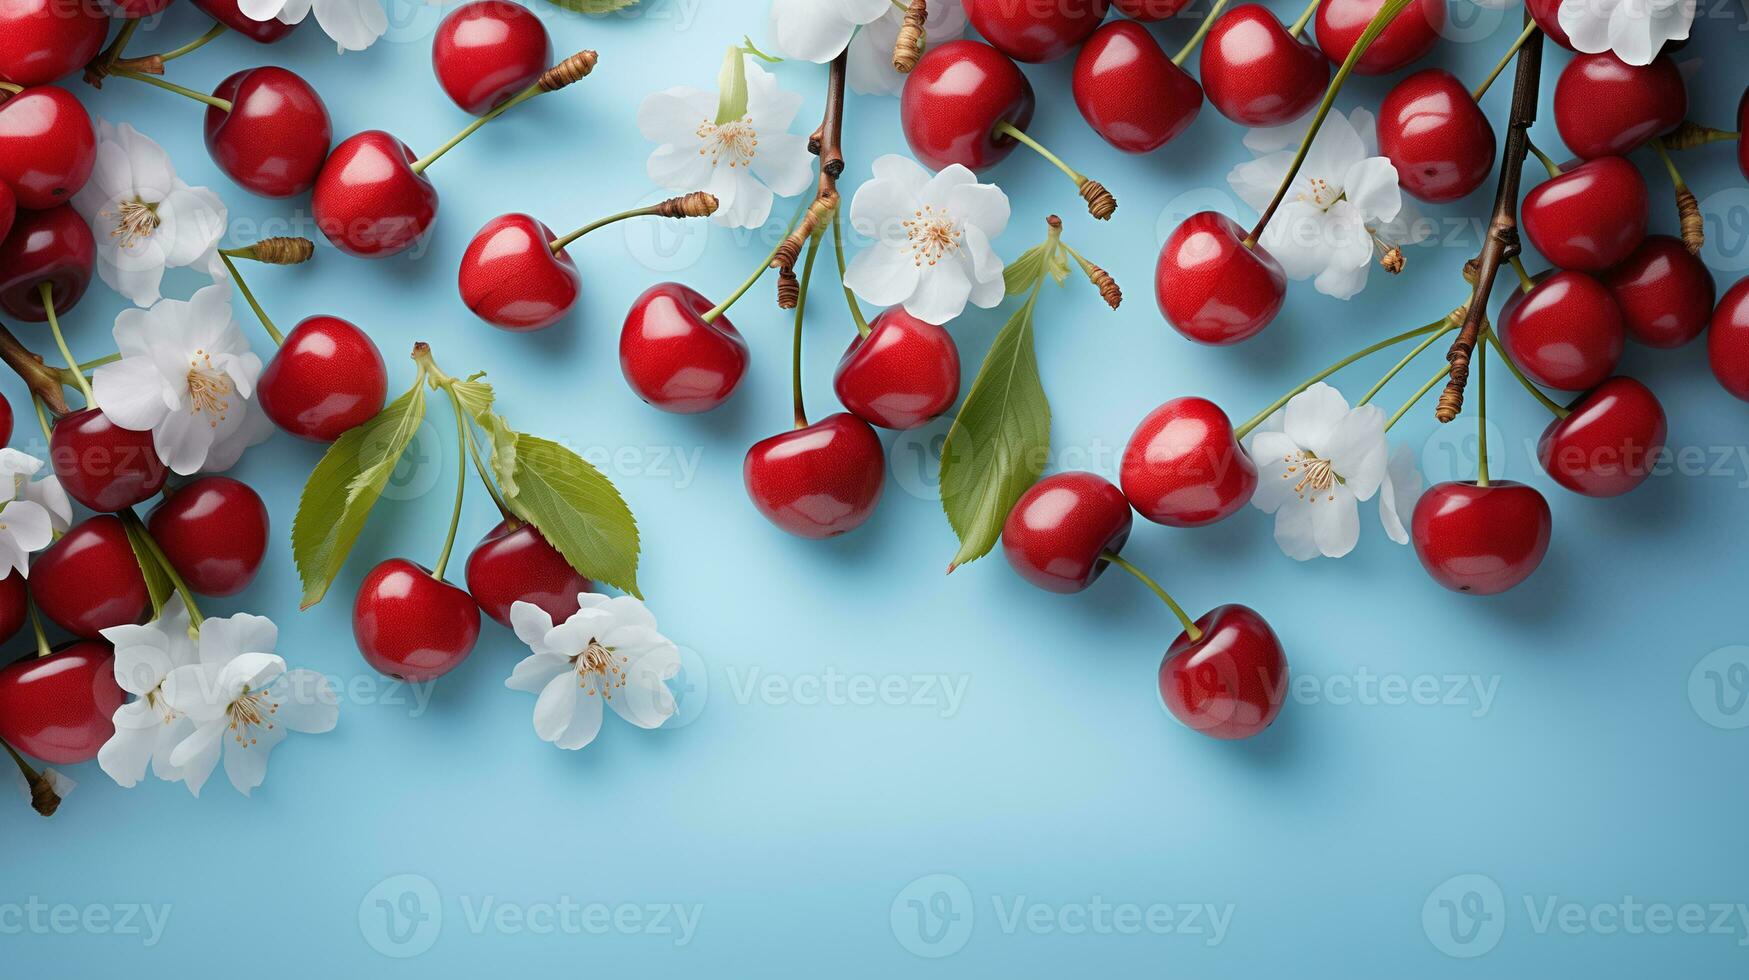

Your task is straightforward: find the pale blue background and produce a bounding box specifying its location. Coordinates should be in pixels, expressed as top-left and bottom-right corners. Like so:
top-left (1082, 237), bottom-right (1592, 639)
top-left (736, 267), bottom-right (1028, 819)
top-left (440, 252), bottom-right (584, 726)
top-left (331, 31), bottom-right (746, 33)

top-left (6, 0), bottom-right (1749, 974)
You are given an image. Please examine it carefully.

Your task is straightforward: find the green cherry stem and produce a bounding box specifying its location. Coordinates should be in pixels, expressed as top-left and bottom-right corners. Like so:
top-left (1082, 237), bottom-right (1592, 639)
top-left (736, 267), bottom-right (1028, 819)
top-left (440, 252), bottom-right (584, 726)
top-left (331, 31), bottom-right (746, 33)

top-left (701, 195), bottom-right (810, 324)
top-left (1508, 255), bottom-right (1534, 292)
top-left (95, 18), bottom-right (141, 75)
top-left (218, 252), bottom-right (284, 345)
top-left (1471, 20), bottom-right (1539, 101)
top-left (38, 284), bottom-right (91, 404)
top-left (1385, 363), bottom-right (1453, 432)
top-left (464, 427), bottom-right (515, 522)
top-left (1484, 327), bottom-right (1568, 418)
top-left (122, 508), bottom-right (205, 629)
top-left (1525, 138), bottom-right (1561, 179)
top-left (1173, 0), bottom-right (1236, 64)
top-left (1101, 551), bottom-right (1203, 642)
top-left (1235, 318), bottom-right (1448, 439)
top-left (27, 599), bottom-right (50, 658)
top-left (110, 68), bottom-right (232, 112)
top-left (991, 120), bottom-right (1116, 220)
top-left (410, 49), bottom-right (605, 176)
top-left (1357, 317), bottom-right (1461, 406)
top-left (548, 191), bottom-right (719, 253)
top-left (790, 229), bottom-right (825, 429)
top-left (431, 386), bottom-right (470, 580)
top-left (0, 81), bottom-right (23, 96)
top-left (117, 22), bottom-right (228, 72)
top-left (1475, 335), bottom-right (1490, 486)
top-left (1245, 0), bottom-right (1416, 247)
top-left (1289, 0), bottom-right (1319, 36)
top-left (831, 205), bottom-right (871, 337)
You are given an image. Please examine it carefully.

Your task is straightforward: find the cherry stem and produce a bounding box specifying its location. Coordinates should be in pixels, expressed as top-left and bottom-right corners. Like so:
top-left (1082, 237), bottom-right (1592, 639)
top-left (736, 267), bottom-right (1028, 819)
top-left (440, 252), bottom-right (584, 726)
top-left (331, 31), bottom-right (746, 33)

top-left (701, 195), bottom-right (810, 324)
top-left (30, 395), bottom-right (52, 443)
top-left (1386, 363), bottom-right (1452, 432)
top-left (432, 386), bottom-right (470, 580)
top-left (1475, 337), bottom-right (1489, 486)
top-left (994, 120), bottom-right (1093, 194)
top-left (1245, 0), bottom-right (1416, 247)
top-left (111, 68), bottom-right (231, 112)
top-left (1508, 256), bottom-right (1533, 292)
top-left (1647, 136), bottom-right (1688, 191)
top-left (1484, 327), bottom-right (1567, 418)
top-left (1356, 316), bottom-right (1461, 406)
top-left (1524, 138), bottom-right (1560, 179)
top-left (464, 426), bottom-right (514, 522)
top-left (218, 253), bottom-right (284, 346)
top-left (1471, 20), bottom-right (1538, 101)
top-left (831, 205), bottom-right (871, 337)
top-left (1101, 551), bottom-right (1202, 641)
top-left (27, 600), bottom-right (50, 658)
top-left (0, 82), bottom-right (21, 95)
top-left (790, 230), bottom-right (825, 429)
top-left (1173, 0), bottom-right (1236, 64)
top-left (550, 202), bottom-right (687, 253)
top-left (1235, 319), bottom-right (1448, 439)
top-left (413, 84), bottom-right (542, 174)
top-left (1289, 0), bottom-right (1319, 36)
top-left (38, 285), bottom-right (91, 405)
top-left (149, 23), bottom-right (227, 65)
top-left (95, 18), bottom-right (141, 75)
top-left (122, 508), bottom-right (205, 629)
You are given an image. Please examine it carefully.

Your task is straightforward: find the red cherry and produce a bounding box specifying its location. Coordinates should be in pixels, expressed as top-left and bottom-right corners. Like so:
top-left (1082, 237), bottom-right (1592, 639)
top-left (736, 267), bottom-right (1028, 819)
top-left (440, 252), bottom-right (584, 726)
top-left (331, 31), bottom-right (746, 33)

top-left (1199, 4), bottom-right (1328, 128)
top-left (146, 476), bottom-right (270, 597)
top-left (257, 315), bottom-right (389, 442)
top-left (204, 67), bottom-right (332, 199)
top-left (1112, 0), bottom-right (1188, 17)
top-left (0, 86), bottom-right (96, 210)
top-left (1537, 376), bottom-right (1666, 497)
top-left (832, 308), bottom-right (961, 430)
top-left (1524, 0), bottom-right (1573, 49)
top-left (1314, 0), bottom-right (1444, 75)
top-left (0, 0), bottom-right (108, 87)
top-left (29, 515), bottom-right (150, 638)
top-left (965, 0), bottom-right (1110, 63)
top-left (1155, 211), bottom-right (1286, 345)
top-left (1604, 235), bottom-right (1714, 349)
top-left (1499, 271), bottom-right (1625, 391)
top-left (465, 520), bottom-right (590, 628)
top-left (458, 212), bottom-right (579, 331)
top-left (191, 0), bottom-right (299, 42)
top-left (1376, 68), bottom-right (1495, 204)
top-left (1554, 53), bottom-right (1685, 160)
top-left (1000, 471), bottom-right (1131, 593)
top-left (0, 180), bottom-right (12, 243)
top-left (0, 389), bottom-right (12, 444)
top-left (620, 282), bottom-right (749, 413)
top-left (1121, 396), bottom-right (1257, 527)
top-left (901, 39), bottom-right (1035, 173)
top-left (0, 203), bottom-right (94, 322)
top-left (352, 559), bottom-right (481, 681)
top-left (48, 407), bottom-right (167, 512)
top-left (1710, 276), bottom-right (1749, 402)
top-left (1159, 604), bottom-right (1287, 740)
top-left (1520, 156), bottom-right (1648, 273)
top-left (1072, 20), bottom-right (1201, 154)
top-left (433, 0), bottom-right (551, 115)
top-left (0, 573), bottom-right (26, 645)
top-left (1411, 481), bottom-right (1551, 595)
top-left (312, 130), bottom-right (439, 258)
top-left (743, 413), bottom-right (886, 539)
top-left (0, 641), bottom-right (123, 764)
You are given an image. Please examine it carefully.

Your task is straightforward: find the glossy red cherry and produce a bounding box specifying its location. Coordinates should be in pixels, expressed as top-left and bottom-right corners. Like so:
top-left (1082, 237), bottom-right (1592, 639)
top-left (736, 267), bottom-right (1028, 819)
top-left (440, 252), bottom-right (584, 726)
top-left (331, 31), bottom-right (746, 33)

top-left (1710, 277), bottom-right (1749, 402)
top-left (966, 0), bottom-right (1110, 63)
top-left (1537, 376), bottom-right (1665, 497)
top-left (433, 0), bottom-right (551, 115)
top-left (1121, 397), bottom-right (1257, 527)
top-left (0, 86), bottom-right (96, 210)
top-left (1199, 5), bottom-right (1328, 127)
top-left (1521, 156), bottom-right (1648, 273)
top-left (49, 407), bottom-right (167, 512)
top-left (1159, 604), bottom-right (1286, 740)
top-left (312, 130), bottom-right (439, 258)
top-left (1001, 471), bottom-right (1131, 593)
top-left (620, 282), bottom-right (749, 413)
top-left (0, 641), bottom-right (123, 764)
top-left (1072, 20), bottom-right (1201, 154)
top-left (191, 0), bottom-right (300, 42)
top-left (743, 413), bottom-right (886, 539)
top-left (1604, 235), bottom-right (1714, 349)
top-left (0, 0), bottom-right (108, 87)
top-left (0, 390), bottom-right (12, 445)
top-left (1554, 53), bottom-right (1685, 160)
top-left (1315, 0), bottom-right (1444, 75)
top-left (257, 315), bottom-right (389, 442)
top-left (0, 180), bottom-right (12, 244)
top-left (29, 515), bottom-right (150, 638)
top-left (1112, 0), bottom-right (1188, 17)
top-left (465, 520), bottom-right (590, 628)
top-left (1376, 68), bottom-right (1494, 204)
top-left (1524, 0), bottom-right (1573, 49)
top-left (459, 212), bottom-right (579, 331)
top-left (205, 67), bottom-right (332, 199)
top-left (146, 476), bottom-right (270, 597)
top-left (832, 308), bottom-right (961, 430)
top-left (1411, 481), bottom-right (1551, 595)
top-left (1499, 271), bottom-right (1625, 391)
top-left (901, 39), bottom-right (1036, 173)
top-left (1156, 211), bottom-right (1286, 345)
top-left (0, 573), bottom-right (24, 645)
top-left (0, 203), bottom-right (94, 322)
top-left (353, 559), bottom-right (481, 681)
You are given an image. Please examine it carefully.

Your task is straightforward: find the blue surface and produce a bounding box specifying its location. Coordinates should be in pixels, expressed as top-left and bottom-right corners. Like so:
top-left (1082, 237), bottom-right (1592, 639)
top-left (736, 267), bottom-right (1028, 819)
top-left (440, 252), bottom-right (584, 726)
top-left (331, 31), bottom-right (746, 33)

top-left (7, 1), bottom-right (1749, 975)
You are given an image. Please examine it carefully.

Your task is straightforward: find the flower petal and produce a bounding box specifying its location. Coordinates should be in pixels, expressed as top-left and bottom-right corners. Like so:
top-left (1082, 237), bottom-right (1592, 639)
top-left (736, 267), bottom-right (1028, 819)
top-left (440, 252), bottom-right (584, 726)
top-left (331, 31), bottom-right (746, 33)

top-left (532, 670), bottom-right (578, 743)
top-left (506, 652), bottom-right (571, 694)
top-left (1282, 383), bottom-right (1351, 455)
top-left (91, 358), bottom-right (172, 432)
top-left (1311, 485), bottom-right (1361, 558)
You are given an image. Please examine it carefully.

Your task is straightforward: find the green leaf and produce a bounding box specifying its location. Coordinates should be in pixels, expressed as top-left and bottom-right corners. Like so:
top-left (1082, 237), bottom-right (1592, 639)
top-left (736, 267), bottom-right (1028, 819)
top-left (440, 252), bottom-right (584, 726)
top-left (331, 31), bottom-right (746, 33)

top-left (492, 433), bottom-right (642, 598)
top-left (122, 514), bottom-right (174, 617)
top-left (1003, 244), bottom-right (1047, 296)
top-left (541, 0), bottom-right (640, 13)
top-left (291, 378), bottom-right (428, 608)
top-left (938, 290), bottom-right (1051, 570)
top-left (715, 45), bottom-right (749, 126)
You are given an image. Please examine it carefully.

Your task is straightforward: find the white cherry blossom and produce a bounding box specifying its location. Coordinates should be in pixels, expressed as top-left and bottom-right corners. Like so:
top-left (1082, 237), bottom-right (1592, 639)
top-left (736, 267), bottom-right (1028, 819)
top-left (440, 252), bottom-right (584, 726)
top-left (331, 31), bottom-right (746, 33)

top-left (0, 450), bottom-right (65, 578)
top-left (240, 0), bottom-right (386, 52)
top-left (1245, 383), bottom-right (1389, 560)
top-left (1377, 443), bottom-right (1422, 545)
top-left (1558, 0), bottom-right (1693, 66)
top-left (506, 594), bottom-right (681, 750)
top-left (98, 597), bottom-right (200, 789)
top-left (770, 0), bottom-right (892, 63)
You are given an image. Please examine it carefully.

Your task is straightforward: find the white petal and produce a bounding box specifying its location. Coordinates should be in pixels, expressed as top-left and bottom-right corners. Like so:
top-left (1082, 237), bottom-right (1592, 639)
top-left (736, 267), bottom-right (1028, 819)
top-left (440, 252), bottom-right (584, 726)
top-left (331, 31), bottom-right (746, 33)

top-left (510, 601), bottom-right (556, 653)
top-left (154, 407), bottom-right (218, 476)
top-left (1272, 503), bottom-right (1321, 561)
top-left (1327, 404), bottom-right (1388, 501)
top-left (506, 653), bottom-right (571, 694)
top-left (91, 358), bottom-right (172, 432)
top-left (161, 663), bottom-right (227, 722)
top-left (749, 131), bottom-right (815, 198)
top-left (532, 671), bottom-right (579, 742)
top-left (269, 669), bottom-right (339, 733)
top-left (903, 258), bottom-right (973, 325)
top-left (221, 722), bottom-right (286, 796)
top-left (308, 0), bottom-right (387, 51)
top-left (945, 179), bottom-right (1011, 241)
top-left (637, 87), bottom-right (717, 143)
top-left (109, 631), bottom-right (174, 696)
top-left (1343, 157), bottom-right (1402, 224)
top-left (1311, 485), bottom-right (1361, 558)
top-left (1248, 430), bottom-right (1301, 514)
top-left (1378, 443), bottom-right (1421, 545)
top-left (1283, 383), bottom-right (1351, 454)
top-left (154, 185), bottom-right (228, 268)
top-left (168, 722), bottom-right (223, 796)
top-left (1257, 199), bottom-right (1336, 282)
top-left (97, 716), bottom-right (157, 788)
top-left (844, 240), bottom-right (922, 308)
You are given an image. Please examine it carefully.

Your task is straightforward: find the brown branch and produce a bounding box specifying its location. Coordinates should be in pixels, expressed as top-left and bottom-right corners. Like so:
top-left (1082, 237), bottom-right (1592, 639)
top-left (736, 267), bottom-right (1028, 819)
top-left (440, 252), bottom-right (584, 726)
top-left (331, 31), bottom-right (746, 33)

top-left (1437, 19), bottom-right (1543, 424)
top-left (775, 51), bottom-right (847, 309)
top-left (0, 322), bottom-right (69, 416)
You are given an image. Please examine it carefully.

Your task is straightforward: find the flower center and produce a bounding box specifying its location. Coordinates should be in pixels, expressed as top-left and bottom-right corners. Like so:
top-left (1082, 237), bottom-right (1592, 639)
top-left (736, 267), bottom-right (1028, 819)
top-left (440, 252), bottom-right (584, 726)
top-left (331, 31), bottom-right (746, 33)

top-left (903, 205), bottom-right (961, 267)
top-left (186, 349), bottom-right (234, 426)
top-left (1282, 451), bottom-right (1342, 502)
top-left (573, 639), bottom-right (630, 700)
top-left (106, 198), bottom-right (161, 249)
top-left (1296, 177), bottom-right (1341, 211)
top-left (696, 117), bottom-right (758, 169)
top-left (146, 688), bottom-right (176, 725)
top-left (227, 686), bottom-right (277, 746)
